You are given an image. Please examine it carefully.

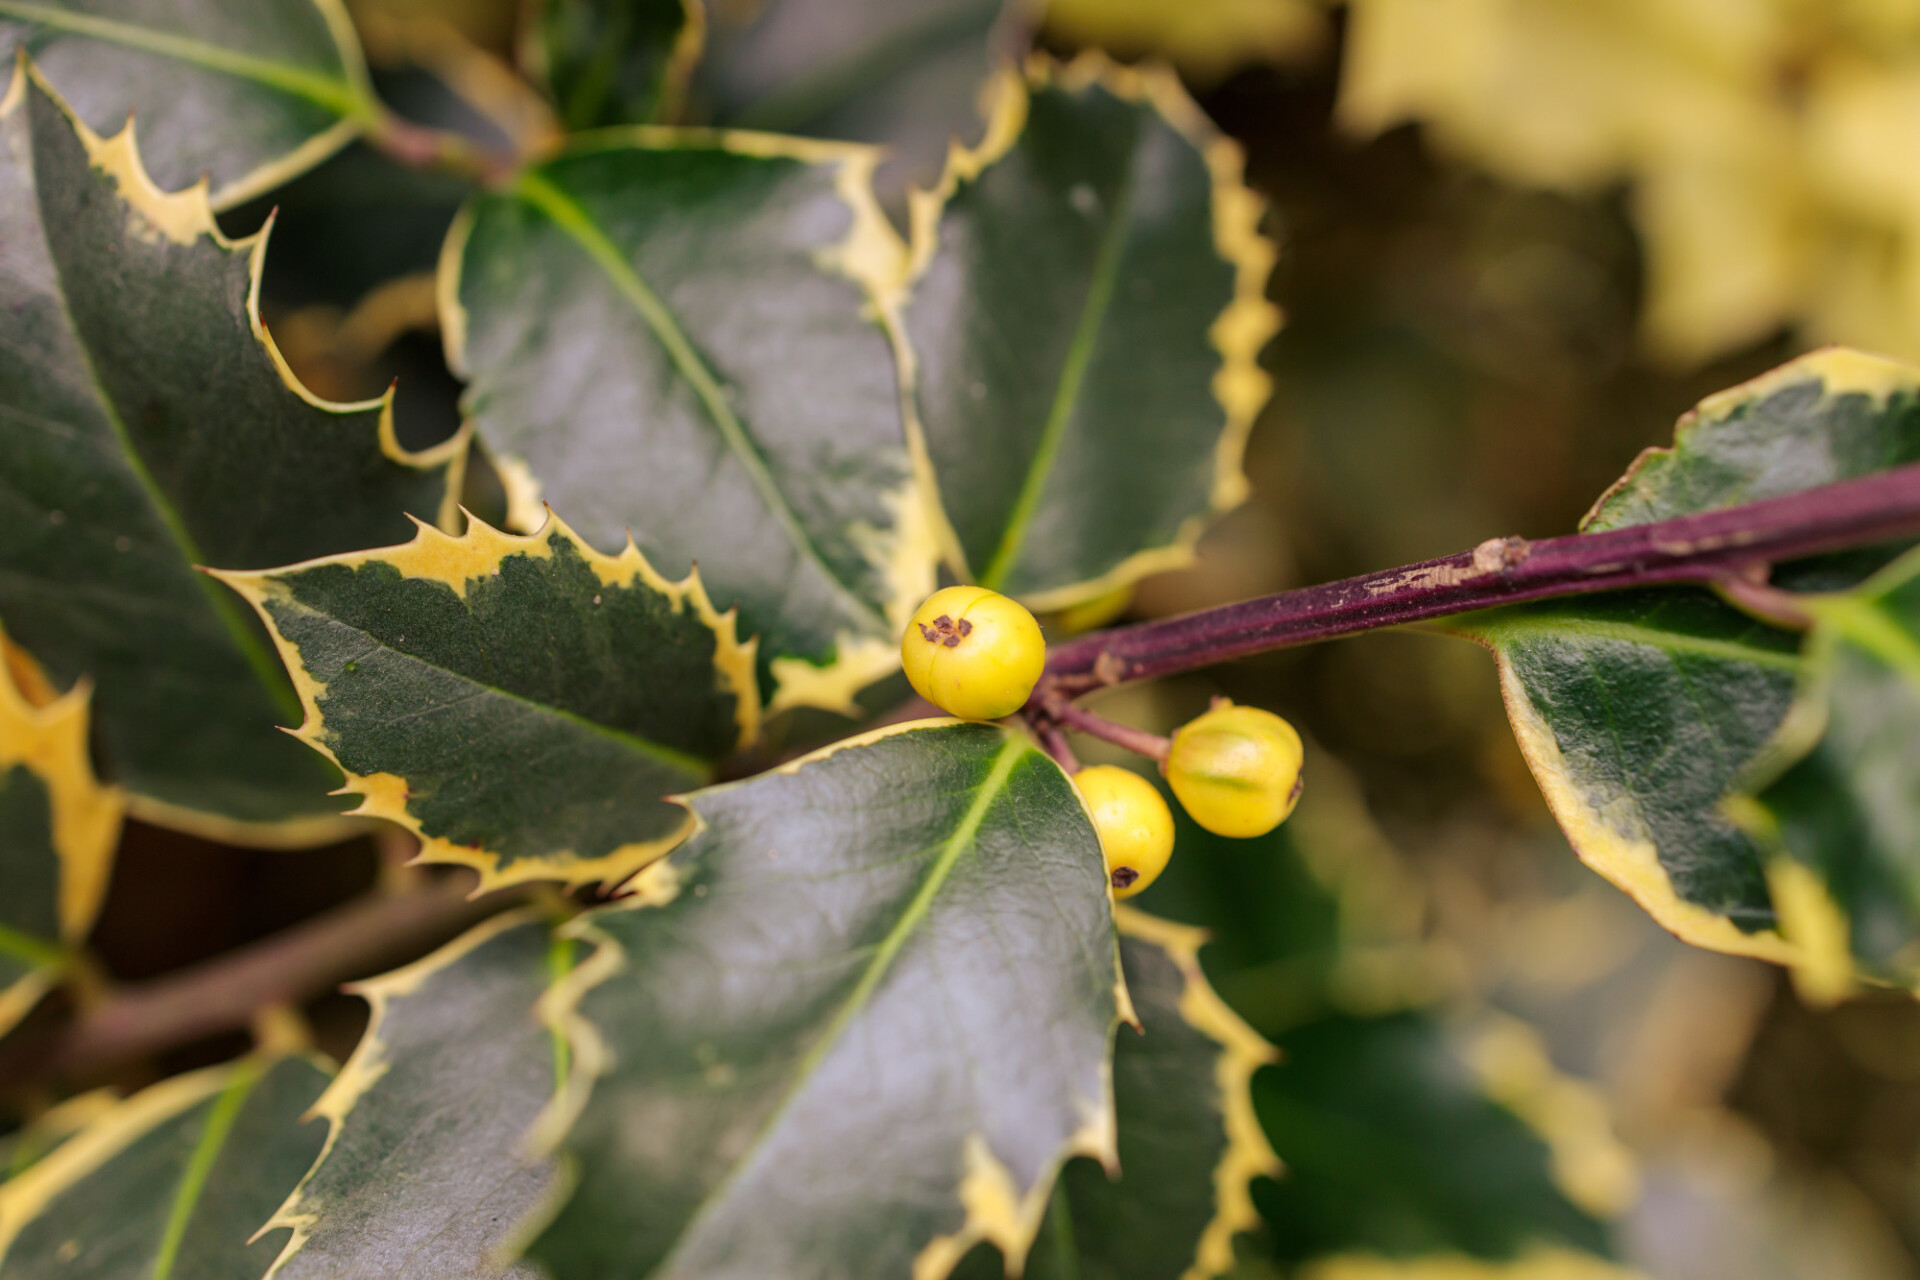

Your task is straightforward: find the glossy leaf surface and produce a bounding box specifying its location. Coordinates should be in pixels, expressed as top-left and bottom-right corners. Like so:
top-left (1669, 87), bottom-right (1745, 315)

top-left (265, 913), bottom-right (565, 1279)
top-left (953, 909), bottom-right (1279, 1280)
top-left (0, 1055), bottom-right (329, 1278)
top-left (0, 627), bottom-right (120, 1038)
top-left (444, 130), bottom-right (933, 712)
top-left (1452, 349), bottom-right (1920, 968)
top-left (0, 0), bottom-right (371, 208)
top-left (1730, 548), bottom-right (1920, 997)
top-left (901, 56), bottom-right (1278, 609)
top-left (530, 720), bottom-right (1122, 1280)
top-left (0, 67), bottom-right (462, 840)
top-left (221, 515), bottom-right (756, 891)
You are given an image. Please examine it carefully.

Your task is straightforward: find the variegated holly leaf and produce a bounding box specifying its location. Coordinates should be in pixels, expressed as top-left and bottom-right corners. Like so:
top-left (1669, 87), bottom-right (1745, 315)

top-left (0, 65), bottom-right (464, 843)
top-left (527, 720), bottom-right (1122, 1279)
top-left (1726, 547), bottom-right (1920, 1001)
top-left (0, 624), bottom-right (121, 1039)
top-left (0, 0), bottom-right (373, 208)
top-left (0, 1053), bottom-right (329, 1278)
top-left (262, 911), bottom-right (566, 1280)
top-left (695, 0), bottom-right (1025, 204)
top-left (522, 0), bottom-right (699, 130)
top-left (952, 908), bottom-right (1279, 1280)
top-left (442, 128), bottom-right (935, 714)
top-left (217, 513), bottom-right (757, 891)
top-left (1447, 348), bottom-right (1920, 971)
top-left (899, 54), bottom-right (1279, 610)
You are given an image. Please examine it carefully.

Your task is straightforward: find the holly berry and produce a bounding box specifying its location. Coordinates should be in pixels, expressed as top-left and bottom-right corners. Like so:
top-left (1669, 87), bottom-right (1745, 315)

top-left (901, 586), bottom-right (1046, 721)
top-left (1074, 764), bottom-right (1174, 900)
top-left (1165, 701), bottom-right (1303, 838)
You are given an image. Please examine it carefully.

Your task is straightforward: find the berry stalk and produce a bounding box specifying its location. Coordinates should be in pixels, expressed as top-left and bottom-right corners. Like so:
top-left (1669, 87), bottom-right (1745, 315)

top-left (1033, 459), bottom-right (1920, 697)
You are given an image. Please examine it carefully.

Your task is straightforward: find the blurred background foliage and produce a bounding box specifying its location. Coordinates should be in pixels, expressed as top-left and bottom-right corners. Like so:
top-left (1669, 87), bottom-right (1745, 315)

top-left (37, 0), bottom-right (1920, 1276)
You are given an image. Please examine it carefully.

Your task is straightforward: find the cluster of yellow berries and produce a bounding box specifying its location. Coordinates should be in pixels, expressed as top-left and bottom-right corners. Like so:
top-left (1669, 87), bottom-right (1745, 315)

top-left (903, 587), bottom-right (1303, 900)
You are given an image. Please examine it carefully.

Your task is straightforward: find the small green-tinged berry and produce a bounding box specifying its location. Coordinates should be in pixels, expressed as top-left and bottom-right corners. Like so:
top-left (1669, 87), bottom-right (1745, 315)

top-left (901, 586), bottom-right (1045, 721)
top-left (1166, 701), bottom-right (1303, 838)
top-left (1074, 764), bottom-right (1174, 899)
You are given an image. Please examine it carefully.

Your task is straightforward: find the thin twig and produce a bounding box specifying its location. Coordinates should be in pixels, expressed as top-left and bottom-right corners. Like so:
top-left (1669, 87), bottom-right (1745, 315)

top-left (1034, 461), bottom-right (1920, 697)
top-left (1034, 720), bottom-right (1081, 774)
top-left (1040, 694), bottom-right (1171, 764)
top-left (0, 875), bottom-right (530, 1092)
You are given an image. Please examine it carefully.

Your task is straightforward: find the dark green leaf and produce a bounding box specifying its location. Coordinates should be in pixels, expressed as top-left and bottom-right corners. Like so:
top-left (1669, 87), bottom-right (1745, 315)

top-left (529, 720), bottom-right (1123, 1280)
top-left (264, 912), bottom-right (567, 1279)
top-left (0, 66), bottom-right (465, 842)
top-left (696, 0), bottom-right (1024, 205)
top-left (1729, 548), bottom-right (1920, 999)
top-left (0, 625), bottom-right (120, 1038)
top-left (443, 129), bottom-right (936, 712)
top-left (0, 1054), bottom-right (329, 1279)
top-left (955, 909), bottom-right (1280, 1280)
top-left (524, 0), bottom-right (699, 130)
top-left (1452, 348), bottom-right (1920, 970)
top-left (219, 514), bottom-right (757, 891)
top-left (0, 0), bottom-right (373, 208)
top-left (900, 55), bottom-right (1279, 609)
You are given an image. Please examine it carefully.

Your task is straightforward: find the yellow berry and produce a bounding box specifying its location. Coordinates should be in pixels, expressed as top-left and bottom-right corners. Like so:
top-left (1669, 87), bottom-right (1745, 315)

top-left (1074, 764), bottom-right (1174, 899)
top-left (901, 586), bottom-right (1045, 721)
top-left (1166, 702), bottom-right (1303, 838)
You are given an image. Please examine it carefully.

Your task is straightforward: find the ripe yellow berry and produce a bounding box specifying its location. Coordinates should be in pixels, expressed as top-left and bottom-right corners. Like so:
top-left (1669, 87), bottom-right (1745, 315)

top-left (1074, 764), bottom-right (1175, 900)
top-left (901, 586), bottom-right (1045, 721)
top-left (1166, 702), bottom-right (1303, 838)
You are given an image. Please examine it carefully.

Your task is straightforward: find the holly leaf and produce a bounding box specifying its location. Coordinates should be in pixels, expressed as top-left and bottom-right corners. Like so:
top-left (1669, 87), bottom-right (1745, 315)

top-left (0, 624), bottom-right (121, 1039)
top-left (0, 65), bottom-right (465, 843)
top-left (899, 54), bottom-right (1279, 610)
top-left (953, 908), bottom-right (1279, 1280)
top-left (262, 911), bottom-right (566, 1279)
top-left (527, 720), bottom-right (1123, 1279)
top-left (1726, 548), bottom-right (1920, 1000)
top-left (1447, 348), bottom-right (1920, 969)
top-left (441, 126), bottom-right (935, 713)
top-left (695, 0), bottom-right (1025, 205)
top-left (521, 0), bottom-right (700, 130)
top-left (0, 1053), bottom-right (329, 1278)
top-left (216, 513), bottom-right (757, 891)
top-left (0, 0), bottom-right (373, 208)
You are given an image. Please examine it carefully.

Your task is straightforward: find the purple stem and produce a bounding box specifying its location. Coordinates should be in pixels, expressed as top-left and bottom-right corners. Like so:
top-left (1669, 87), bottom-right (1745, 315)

top-left (1036, 460), bottom-right (1920, 694)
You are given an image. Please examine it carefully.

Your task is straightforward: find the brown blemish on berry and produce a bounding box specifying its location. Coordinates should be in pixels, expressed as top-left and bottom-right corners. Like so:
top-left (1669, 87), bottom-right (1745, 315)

top-left (1110, 866), bottom-right (1139, 890)
top-left (1288, 772), bottom-right (1304, 803)
top-left (918, 613), bottom-right (972, 648)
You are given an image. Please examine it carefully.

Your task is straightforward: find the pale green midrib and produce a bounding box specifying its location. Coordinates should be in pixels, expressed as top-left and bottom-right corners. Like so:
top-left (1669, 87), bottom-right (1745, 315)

top-left (149, 1058), bottom-right (265, 1280)
top-left (979, 151), bottom-right (1141, 592)
top-left (0, 921), bottom-right (64, 968)
top-left (510, 171), bottom-right (887, 633)
top-left (546, 935), bottom-right (575, 1090)
top-left (0, 2), bottom-right (369, 117)
top-left (652, 737), bottom-right (1029, 1276)
top-left (1047, 1186), bottom-right (1081, 1280)
top-left (288, 600), bottom-right (714, 778)
top-left (30, 179), bottom-right (308, 731)
top-left (1825, 598), bottom-right (1920, 684)
top-left (1466, 616), bottom-right (1804, 671)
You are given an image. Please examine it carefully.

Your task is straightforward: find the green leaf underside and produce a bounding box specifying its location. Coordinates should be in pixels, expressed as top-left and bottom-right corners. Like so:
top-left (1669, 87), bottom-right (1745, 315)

top-left (0, 1056), bottom-right (329, 1279)
top-left (0, 0), bottom-right (368, 208)
top-left (452, 139), bottom-right (917, 694)
top-left (1257, 1012), bottom-right (1611, 1266)
top-left (952, 930), bottom-right (1268, 1280)
top-left (1739, 554), bottom-right (1920, 977)
top-left (1467, 350), bottom-right (1920, 952)
top-left (905, 74), bottom-right (1236, 600)
top-left (1466, 590), bottom-right (1801, 931)
top-left (246, 522), bottom-right (741, 883)
top-left (271, 916), bottom-right (565, 1280)
top-left (533, 0), bottom-right (692, 130)
top-left (0, 72), bottom-right (458, 831)
top-left (531, 722), bottom-right (1120, 1280)
top-left (698, 0), bottom-right (1009, 201)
